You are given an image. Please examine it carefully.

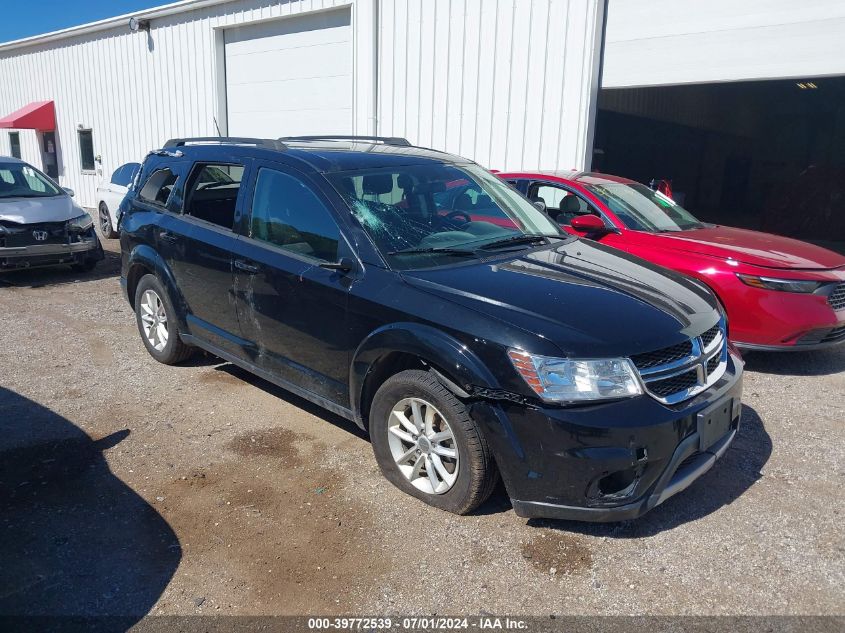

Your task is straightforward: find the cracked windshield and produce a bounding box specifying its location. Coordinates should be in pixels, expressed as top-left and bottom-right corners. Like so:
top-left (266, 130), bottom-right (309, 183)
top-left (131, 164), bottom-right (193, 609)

top-left (329, 164), bottom-right (564, 270)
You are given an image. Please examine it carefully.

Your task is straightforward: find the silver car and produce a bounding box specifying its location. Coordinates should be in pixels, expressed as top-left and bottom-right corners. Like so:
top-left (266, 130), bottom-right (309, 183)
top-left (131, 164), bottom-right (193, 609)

top-left (0, 157), bottom-right (103, 272)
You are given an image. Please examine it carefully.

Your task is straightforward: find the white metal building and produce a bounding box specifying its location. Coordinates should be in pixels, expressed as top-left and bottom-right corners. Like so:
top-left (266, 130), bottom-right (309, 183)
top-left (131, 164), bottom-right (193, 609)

top-left (1, 0), bottom-right (844, 238)
top-left (0, 0), bottom-right (606, 208)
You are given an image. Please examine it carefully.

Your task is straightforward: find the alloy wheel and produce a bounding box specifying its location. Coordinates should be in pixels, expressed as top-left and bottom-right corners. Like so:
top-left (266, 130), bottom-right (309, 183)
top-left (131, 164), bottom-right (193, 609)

top-left (99, 204), bottom-right (111, 235)
top-left (139, 289), bottom-right (169, 352)
top-left (387, 397), bottom-right (459, 495)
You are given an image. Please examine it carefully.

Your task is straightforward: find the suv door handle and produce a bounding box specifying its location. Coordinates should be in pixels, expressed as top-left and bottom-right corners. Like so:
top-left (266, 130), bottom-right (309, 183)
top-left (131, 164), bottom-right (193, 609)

top-left (234, 259), bottom-right (260, 274)
top-left (159, 231), bottom-right (178, 242)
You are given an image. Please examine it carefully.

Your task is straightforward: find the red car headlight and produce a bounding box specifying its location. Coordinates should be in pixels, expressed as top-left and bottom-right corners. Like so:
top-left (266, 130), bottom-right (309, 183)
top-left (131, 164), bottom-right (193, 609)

top-left (736, 274), bottom-right (822, 294)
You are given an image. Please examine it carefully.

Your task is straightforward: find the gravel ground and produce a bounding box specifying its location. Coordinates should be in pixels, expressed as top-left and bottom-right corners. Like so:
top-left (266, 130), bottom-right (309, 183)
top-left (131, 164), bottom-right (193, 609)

top-left (0, 239), bottom-right (843, 618)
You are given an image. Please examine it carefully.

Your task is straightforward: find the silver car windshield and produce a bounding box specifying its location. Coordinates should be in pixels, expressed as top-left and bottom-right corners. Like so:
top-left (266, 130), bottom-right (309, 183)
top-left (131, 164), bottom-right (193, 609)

top-left (0, 162), bottom-right (61, 199)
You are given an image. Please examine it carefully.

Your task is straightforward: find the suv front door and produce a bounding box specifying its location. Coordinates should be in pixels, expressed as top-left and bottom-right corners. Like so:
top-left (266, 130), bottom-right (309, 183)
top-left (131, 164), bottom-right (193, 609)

top-left (231, 161), bottom-right (354, 407)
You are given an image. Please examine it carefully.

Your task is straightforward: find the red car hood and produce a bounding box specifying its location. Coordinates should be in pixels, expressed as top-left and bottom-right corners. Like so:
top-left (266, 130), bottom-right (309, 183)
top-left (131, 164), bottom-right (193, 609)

top-left (651, 225), bottom-right (845, 270)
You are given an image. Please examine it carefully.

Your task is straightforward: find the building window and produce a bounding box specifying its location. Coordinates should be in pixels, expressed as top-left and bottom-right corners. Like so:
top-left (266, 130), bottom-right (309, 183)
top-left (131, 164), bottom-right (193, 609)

top-left (9, 132), bottom-right (21, 159)
top-left (78, 129), bottom-right (95, 172)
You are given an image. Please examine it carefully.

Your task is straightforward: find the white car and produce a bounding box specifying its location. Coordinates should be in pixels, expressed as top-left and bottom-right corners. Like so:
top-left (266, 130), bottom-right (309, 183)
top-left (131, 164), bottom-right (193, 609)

top-left (96, 162), bottom-right (140, 238)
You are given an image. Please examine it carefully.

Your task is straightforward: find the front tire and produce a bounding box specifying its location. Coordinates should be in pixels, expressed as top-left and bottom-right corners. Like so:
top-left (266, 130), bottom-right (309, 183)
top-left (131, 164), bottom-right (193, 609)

top-left (99, 202), bottom-right (118, 239)
top-left (370, 369), bottom-right (498, 515)
top-left (134, 274), bottom-right (193, 365)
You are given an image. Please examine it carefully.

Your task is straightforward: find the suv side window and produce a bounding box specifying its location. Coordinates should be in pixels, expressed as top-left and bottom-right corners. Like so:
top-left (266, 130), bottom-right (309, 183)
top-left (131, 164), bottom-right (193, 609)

top-left (138, 168), bottom-right (178, 207)
top-left (184, 163), bottom-right (245, 230)
top-left (249, 167), bottom-right (339, 262)
top-left (179, 163), bottom-right (244, 231)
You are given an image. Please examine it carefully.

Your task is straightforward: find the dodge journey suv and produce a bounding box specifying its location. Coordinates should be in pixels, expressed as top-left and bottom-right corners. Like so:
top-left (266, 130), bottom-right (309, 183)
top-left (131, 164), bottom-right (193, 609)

top-left (120, 136), bottom-right (743, 521)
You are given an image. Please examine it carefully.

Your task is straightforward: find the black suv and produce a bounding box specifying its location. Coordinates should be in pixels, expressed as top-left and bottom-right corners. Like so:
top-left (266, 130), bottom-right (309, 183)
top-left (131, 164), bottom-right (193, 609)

top-left (120, 136), bottom-right (743, 521)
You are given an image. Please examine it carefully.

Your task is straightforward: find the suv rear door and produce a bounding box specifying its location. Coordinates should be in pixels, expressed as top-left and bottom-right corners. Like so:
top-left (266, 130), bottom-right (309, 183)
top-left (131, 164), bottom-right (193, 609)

top-left (147, 158), bottom-right (251, 356)
top-left (230, 161), bottom-right (354, 407)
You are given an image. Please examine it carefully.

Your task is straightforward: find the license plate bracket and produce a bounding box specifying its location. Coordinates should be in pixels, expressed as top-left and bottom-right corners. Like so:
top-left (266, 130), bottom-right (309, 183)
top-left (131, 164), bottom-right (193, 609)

top-left (697, 397), bottom-right (733, 451)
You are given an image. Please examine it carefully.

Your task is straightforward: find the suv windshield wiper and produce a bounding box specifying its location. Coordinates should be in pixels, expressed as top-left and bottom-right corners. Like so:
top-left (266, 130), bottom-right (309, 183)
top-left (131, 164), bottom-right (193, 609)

top-left (387, 246), bottom-right (478, 257)
top-left (476, 233), bottom-right (562, 251)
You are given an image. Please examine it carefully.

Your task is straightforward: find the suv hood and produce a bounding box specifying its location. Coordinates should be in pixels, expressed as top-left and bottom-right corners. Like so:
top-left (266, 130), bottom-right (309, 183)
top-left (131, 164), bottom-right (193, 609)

top-left (402, 239), bottom-right (720, 358)
top-left (653, 225), bottom-right (845, 270)
top-left (0, 195), bottom-right (80, 224)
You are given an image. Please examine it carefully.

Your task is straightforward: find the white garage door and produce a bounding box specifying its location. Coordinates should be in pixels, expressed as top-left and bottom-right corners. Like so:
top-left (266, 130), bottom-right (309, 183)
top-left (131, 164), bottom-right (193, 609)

top-left (224, 9), bottom-right (353, 138)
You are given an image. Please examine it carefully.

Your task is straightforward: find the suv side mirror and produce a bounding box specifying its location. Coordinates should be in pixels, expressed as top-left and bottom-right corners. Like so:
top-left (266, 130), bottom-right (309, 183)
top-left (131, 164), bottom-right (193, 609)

top-left (570, 214), bottom-right (610, 234)
top-left (62, 187), bottom-right (75, 198)
top-left (319, 257), bottom-right (357, 274)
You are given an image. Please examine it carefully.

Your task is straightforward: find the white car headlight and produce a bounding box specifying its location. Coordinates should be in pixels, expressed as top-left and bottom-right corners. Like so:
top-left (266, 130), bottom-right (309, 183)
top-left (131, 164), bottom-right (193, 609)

top-left (508, 350), bottom-right (643, 403)
top-left (67, 213), bottom-right (94, 232)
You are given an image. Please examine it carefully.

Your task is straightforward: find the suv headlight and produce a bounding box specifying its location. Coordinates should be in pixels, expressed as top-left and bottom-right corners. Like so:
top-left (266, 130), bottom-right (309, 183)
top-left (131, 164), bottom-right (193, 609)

top-left (508, 350), bottom-right (643, 403)
top-left (67, 213), bottom-right (94, 232)
top-left (736, 274), bottom-right (821, 294)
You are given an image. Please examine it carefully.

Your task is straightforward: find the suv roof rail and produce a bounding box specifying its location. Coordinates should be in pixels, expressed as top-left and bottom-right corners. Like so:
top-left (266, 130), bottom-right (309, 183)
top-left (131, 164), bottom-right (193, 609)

top-left (280, 135), bottom-right (412, 147)
top-left (163, 137), bottom-right (287, 150)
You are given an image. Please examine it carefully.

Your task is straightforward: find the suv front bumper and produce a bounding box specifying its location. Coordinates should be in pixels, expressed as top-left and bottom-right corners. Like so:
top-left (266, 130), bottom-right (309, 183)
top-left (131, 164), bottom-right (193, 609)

top-left (470, 352), bottom-right (744, 522)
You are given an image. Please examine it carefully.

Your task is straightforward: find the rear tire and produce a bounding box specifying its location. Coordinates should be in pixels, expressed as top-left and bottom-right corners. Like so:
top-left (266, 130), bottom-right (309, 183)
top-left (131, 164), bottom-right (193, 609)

top-left (99, 202), bottom-right (118, 239)
top-left (369, 369), bottom-right (498, 515)
top-left (133, 274), bottom-right (193, 365)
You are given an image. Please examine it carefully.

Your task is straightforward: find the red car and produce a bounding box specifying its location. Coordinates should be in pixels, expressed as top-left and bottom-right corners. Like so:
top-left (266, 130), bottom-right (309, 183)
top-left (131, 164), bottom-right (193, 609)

top-left (495, 171), bottom-right (845, 351)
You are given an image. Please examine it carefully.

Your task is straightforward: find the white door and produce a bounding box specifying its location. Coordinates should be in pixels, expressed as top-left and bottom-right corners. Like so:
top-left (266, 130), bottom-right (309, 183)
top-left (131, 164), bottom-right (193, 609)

top-left (224, 9), bottom-right (353, 138)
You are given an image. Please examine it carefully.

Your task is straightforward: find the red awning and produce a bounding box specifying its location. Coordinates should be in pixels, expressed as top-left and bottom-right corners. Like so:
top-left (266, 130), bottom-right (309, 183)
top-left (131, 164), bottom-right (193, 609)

top-left (0, 101), bottom-right (55, 131)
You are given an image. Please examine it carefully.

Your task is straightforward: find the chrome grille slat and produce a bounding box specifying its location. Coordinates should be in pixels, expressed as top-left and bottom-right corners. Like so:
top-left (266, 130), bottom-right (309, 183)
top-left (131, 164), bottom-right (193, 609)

top-left (630, 318), bottom-right (728, 405)
top-left (630, 340), bottom-right (693, 370)
top-left (700, 324), bottom-right (720, 349)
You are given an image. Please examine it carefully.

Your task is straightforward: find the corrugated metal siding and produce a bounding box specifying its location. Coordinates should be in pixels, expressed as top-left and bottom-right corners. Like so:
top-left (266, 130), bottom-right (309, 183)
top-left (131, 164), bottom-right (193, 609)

top-left (0, 0), bottom-right (604, 207)
top-left (603, 0), bottom-right (845, 88)
top-left (0, 0), bottom-right (359, 207)
top-left (377, 0), bottom-right (605, 172)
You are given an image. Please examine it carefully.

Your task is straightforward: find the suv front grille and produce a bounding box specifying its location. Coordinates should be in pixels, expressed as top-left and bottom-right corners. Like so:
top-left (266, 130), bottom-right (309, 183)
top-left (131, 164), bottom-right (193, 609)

top-left (828, 283), bottom-right (845, 311)
top-left (700, 324), bottom-right (720, 349)
top-left (647, 369), bottom-right (699, 398)
top-left (630, 340), bottom-right (693, 369)
top-left (630, 318), bottom-right (728, 405)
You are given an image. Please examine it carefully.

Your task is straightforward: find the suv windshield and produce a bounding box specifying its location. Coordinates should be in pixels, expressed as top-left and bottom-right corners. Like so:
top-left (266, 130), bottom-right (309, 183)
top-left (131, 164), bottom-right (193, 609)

top-left (329, 163), bottom-right (563, 269)
top-left (585, 182), bottom-right (704, 232)
top-left (0, 162), bottom-right (61, 199)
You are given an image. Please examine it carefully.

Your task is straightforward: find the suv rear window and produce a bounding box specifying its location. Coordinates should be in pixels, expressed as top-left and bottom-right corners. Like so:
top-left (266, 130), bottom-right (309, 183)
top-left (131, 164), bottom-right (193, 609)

top-left (184, 163), bottom-right (245, 230)
top-left (138, 168), bottom-right (178, 207)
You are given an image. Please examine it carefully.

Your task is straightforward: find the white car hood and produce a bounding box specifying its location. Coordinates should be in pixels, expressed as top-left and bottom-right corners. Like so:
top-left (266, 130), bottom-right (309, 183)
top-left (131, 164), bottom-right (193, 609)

top-left (0, 195), bottom-right (84, 224)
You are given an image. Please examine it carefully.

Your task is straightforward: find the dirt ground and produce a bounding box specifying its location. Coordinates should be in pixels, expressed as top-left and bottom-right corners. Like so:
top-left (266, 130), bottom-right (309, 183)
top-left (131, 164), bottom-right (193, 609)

top-left (1, 239), bottom-right (843, 619)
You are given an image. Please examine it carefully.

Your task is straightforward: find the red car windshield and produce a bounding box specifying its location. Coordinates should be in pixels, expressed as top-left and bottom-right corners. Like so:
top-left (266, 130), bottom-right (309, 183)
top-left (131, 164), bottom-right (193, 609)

top-left (586, 182), bottom-right (704, 232)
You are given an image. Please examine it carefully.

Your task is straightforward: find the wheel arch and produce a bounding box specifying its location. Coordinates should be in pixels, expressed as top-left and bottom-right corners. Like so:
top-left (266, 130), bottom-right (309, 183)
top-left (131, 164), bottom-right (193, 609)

top-left (125, 245), bottom-right (189, 332)
top-left (350, 323), bottom-right (500, 430)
